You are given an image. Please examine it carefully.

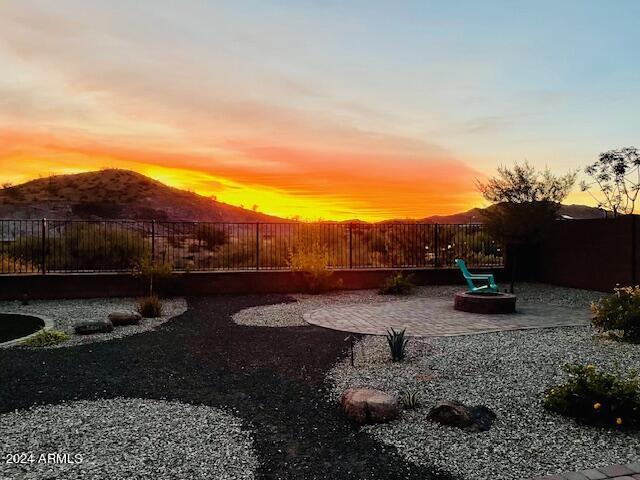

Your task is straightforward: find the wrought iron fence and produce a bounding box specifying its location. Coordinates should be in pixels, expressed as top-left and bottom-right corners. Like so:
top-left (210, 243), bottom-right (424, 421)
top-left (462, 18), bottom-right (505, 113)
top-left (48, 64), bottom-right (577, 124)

top-left (0, 219), bottom-right (502, 274)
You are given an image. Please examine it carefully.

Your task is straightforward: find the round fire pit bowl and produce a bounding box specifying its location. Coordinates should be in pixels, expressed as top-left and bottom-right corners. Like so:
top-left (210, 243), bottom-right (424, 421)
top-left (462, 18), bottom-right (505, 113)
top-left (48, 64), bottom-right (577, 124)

top-left (454, 292), bottom-right (516, 314)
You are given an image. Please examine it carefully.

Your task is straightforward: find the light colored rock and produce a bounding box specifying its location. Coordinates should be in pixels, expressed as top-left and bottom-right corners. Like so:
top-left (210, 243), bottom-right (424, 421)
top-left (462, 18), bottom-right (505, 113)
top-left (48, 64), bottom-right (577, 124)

top-left (341, 388), bottom-right (400, 425)
top-left (108, 311), bottom-right (142, 326)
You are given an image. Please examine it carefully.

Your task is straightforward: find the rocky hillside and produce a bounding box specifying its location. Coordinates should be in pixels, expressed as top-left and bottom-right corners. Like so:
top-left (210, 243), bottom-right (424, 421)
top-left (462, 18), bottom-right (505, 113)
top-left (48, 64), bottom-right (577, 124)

top-left (419, 204), bottom-right (608, 224)
top-left (0, 169), bottom-right (286, 222)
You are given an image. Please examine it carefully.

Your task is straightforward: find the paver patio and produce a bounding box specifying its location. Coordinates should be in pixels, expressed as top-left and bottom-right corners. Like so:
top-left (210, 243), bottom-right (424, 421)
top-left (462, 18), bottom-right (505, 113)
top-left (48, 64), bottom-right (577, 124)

top-left (303, 297), bottom-right (591, 336)
top-left (531, 461), bottom-right (640, 480)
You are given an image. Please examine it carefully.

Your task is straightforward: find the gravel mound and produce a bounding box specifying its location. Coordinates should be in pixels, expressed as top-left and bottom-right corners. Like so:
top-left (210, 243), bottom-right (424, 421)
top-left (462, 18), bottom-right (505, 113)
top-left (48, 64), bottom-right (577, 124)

top-left (233, 283), bottom-right (603, 328)
top-left (328, 326), bottom-right (640, 480)
top-left (0, 398), bottom-right (258, 480)
top-left (0, 297), bottom-right (187, 348)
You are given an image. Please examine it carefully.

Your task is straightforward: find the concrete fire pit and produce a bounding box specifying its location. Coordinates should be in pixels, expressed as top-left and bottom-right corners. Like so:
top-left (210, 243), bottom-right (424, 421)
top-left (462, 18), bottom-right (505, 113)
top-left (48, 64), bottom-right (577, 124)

top-left (454, 292), bottom-right (517, 314)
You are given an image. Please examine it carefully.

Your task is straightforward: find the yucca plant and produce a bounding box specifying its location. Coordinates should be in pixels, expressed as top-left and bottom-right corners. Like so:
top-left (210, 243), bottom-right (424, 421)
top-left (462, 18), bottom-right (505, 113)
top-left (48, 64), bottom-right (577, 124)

top-left (386, 327), bottom-right (408, 362)
top-left (402, 390), bottom-right (420, 409)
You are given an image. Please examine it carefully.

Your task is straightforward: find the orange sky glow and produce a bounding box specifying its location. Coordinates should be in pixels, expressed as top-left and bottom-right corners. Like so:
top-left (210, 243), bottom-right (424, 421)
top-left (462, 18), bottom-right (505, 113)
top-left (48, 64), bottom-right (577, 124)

top-left (0, 1), bottom-right (624, 221)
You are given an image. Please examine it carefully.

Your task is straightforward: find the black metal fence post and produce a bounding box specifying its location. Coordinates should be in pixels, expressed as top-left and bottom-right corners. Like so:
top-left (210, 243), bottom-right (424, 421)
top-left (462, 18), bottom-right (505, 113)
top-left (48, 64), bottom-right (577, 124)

top-left (256, 222), bottom-right (260, 270)
top-left (434, 223), bottom-right (439, 268)
top-left (348, 223), bottom-right (353, 269)
top-left (41, 218), bottom-right (47, 275)
top-left (151, 220), bottom-right (156, 262)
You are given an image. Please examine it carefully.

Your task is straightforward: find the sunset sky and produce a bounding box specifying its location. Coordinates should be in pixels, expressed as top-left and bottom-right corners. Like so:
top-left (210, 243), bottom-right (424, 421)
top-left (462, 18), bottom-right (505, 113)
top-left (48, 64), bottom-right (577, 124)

top-left (1, 1), bottom-right (639, 221)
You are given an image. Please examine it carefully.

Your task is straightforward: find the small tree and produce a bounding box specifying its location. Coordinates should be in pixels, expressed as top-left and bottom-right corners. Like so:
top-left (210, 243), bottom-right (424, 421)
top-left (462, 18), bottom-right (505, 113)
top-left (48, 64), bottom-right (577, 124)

top-left (476, 162), bottom-right (576, 292)
top-left (580, 147), bottom-right (640, 217)
top-left (132, 255), bottom-right (173, 296)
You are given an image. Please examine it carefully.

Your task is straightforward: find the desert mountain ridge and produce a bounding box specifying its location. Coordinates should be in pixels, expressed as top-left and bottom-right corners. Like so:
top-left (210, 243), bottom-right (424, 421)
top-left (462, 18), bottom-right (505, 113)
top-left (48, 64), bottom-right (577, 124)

top-left (0, 169), bottom-right (286, 222)
top-left (0, 169), bottom-right (608, 223)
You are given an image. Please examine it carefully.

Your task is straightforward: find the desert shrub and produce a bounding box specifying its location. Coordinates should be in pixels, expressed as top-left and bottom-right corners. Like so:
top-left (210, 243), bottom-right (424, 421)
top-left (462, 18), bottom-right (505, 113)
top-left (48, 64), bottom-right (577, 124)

top-left (386, 327), bottom-right (408, 362)
top-left (544, 364), bottom-right (640, 429)
top-left (0, 256), bottom-right (37, 273)
top-left (11, 223), bottom-right (149, 271)
top-left (288, 241), bottom-right (341, 293)
top-left (21, 329), bottom-right (69, 347)
top-left (379, 272), bottom-right (415, 295)
top-left (136, 295), bottom-right (163, 318)
top-left (591, 286), bottom-right (640, 341)
top-left (194, 225), bottom-right (228, 249)
top-left (132, 256), bottom-right (173, 296)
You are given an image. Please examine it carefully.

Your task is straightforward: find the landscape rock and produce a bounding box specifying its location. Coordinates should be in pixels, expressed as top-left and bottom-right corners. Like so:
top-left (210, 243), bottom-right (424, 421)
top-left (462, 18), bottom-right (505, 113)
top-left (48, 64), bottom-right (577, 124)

top-left (341, 388), bottom-right (400, 425)
top-left (427, 400), bottom-right (496, 432)
top-left (108, 311), bottom-right (142, 326)
top-left (74, 320), bottom-right (114, 335)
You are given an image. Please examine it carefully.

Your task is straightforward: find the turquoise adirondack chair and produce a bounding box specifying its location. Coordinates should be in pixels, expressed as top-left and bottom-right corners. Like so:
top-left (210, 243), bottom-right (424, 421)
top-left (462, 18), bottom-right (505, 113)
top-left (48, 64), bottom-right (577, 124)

top-left (455, 259), bottom-right (498, 294)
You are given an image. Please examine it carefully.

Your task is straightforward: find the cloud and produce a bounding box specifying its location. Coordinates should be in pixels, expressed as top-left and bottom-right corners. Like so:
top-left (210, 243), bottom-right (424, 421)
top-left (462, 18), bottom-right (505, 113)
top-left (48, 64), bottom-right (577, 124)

top-left (0, 0), bottom-right (487, 219)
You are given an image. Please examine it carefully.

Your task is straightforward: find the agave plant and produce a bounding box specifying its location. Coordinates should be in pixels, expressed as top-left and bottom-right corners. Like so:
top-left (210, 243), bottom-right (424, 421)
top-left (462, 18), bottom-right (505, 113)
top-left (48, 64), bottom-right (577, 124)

top-left (386, 327), bottom-right (408, 362)
top-left (402, 390), bottom-right (420, 409)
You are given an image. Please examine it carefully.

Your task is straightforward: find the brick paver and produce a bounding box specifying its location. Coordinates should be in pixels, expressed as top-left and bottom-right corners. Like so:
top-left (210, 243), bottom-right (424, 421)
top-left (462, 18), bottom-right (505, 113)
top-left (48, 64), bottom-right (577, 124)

top-left (303, 297), bottom-right (590, 337)
top-left (531, 463), bottom-right (640, 480)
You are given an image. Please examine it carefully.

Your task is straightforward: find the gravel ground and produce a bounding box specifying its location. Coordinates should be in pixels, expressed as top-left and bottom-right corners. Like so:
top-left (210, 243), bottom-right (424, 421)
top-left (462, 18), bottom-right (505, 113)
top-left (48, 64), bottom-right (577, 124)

top-left (0, 398), bottom-right (257, 480)
top-left (233, 283), bottom-right (603, 328)
top-left (0, 297), bottom-right (187, 348)
top-left (328, 325), bottom-right (640, 480)
top-left (0, 294), bottom-right (451, 480)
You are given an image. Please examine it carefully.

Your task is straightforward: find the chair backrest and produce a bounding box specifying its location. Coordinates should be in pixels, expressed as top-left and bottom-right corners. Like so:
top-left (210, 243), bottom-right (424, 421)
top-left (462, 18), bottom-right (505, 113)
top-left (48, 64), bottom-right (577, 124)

top-left (455, 258), bottom-right (471, 277)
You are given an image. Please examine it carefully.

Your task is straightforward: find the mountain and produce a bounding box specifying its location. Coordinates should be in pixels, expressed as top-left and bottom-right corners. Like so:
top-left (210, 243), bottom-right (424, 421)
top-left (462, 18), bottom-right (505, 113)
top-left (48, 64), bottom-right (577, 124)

top-left (0, 169), bottom-right (611, 223)
top-left (0, 169), bottom-right (287, 222)
top-left (419, 204), bottom-right (608, 224)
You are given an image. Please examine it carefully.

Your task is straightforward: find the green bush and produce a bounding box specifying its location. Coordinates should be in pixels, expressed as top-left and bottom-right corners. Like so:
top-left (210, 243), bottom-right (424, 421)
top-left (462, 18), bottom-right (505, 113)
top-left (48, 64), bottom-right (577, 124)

top-left (386, 327), bottom-right (408, 362)
top-left (591, 286), bottom-right (640, 340)
top-left (543, 364), bottom-right (640, 429)
top-left (288, 241), bottom-right (342, 293)
top-left (379, 272), bottom-right (415, 295)
top-left (137, 295), bottom-right (163, 318)
top-left (21, 329), bottom-right (69, 347)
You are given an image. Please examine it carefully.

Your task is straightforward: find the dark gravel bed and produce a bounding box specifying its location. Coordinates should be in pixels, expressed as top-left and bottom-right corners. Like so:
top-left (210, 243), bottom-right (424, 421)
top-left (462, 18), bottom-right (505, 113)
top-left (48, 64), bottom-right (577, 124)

top-left (0, 295), bottom-right (452, 480)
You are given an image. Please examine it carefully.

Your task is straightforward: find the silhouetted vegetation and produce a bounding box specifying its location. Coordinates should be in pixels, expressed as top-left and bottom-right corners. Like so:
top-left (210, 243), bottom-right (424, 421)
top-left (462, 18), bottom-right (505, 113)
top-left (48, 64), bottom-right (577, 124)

top-left (8, 223), bottom-right (149, 271)
top-left (581, 147), bottom-right (639, 217)
top-left (194, 224), bottom-right (228, 248)
top-left (379, 272), bottom-right (415, 295)
top-left (476, 162), bottom-right (576, 291)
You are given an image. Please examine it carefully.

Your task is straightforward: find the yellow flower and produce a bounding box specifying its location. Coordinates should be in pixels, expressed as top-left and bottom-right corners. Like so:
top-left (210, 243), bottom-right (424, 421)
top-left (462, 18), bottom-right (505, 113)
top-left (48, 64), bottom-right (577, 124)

top-left (586, 364), bottom-right (595, 370)
top-left (593, 402), bottom-right (601, 410)
top-left (616, 417), bottom-right (623, 425)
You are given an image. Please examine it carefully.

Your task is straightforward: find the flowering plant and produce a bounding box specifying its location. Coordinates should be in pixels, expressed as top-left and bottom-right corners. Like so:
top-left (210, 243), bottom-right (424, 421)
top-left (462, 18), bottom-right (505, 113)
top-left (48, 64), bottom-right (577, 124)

top-left (543, 364), bottom-right (640, 429)
top-left (591, 286), bottom-right (640, 341)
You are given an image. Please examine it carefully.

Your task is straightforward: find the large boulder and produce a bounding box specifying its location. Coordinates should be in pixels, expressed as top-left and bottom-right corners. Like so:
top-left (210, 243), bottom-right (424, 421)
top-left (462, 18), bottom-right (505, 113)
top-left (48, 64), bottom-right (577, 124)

top-left (74, 320), bottom-right (114, 335)
top-left (427, 400), bottom-right (496, 432)
top-left (108, 311), bottom-right (142, 326)
top-left (341, 388), bottom-right (400, 425)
